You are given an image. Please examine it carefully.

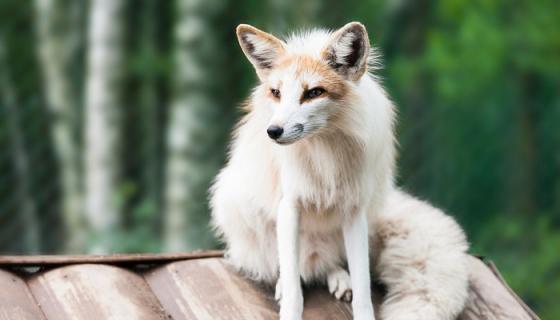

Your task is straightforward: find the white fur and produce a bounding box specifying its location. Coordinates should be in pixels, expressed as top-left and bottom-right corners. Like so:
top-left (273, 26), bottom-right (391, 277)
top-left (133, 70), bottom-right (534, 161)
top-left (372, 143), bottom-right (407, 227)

top-left (211, 23), bottom-right (469, 320)
top-left (344, 210), bottom-right (375, 320)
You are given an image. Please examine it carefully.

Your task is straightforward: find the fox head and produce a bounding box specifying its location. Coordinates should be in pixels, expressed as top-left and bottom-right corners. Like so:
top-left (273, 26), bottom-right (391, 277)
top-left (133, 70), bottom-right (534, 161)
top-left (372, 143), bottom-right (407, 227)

top-left (236, 22), bottom-right (372, 145)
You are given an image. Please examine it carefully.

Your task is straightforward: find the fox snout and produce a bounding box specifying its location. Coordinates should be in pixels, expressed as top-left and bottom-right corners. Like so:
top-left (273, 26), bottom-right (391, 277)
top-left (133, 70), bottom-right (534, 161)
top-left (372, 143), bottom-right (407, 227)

top-left (267, 125), bottom-right (284, 140)
top-left (266, 123), bottom-right (305, 144)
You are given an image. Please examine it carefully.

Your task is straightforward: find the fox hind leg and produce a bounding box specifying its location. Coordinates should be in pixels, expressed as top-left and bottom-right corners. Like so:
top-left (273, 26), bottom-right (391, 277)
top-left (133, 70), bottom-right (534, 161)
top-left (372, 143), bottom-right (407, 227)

top-left (327, 267), bottom-right (353, 302)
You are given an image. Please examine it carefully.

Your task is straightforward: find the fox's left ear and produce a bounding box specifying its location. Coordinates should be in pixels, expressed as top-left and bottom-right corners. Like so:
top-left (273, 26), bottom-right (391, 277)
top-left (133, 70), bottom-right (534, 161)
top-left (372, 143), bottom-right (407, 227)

top-left (323, 22), bottom-right (370, 81)
top-left (236, 24), bottom-right (286, 79)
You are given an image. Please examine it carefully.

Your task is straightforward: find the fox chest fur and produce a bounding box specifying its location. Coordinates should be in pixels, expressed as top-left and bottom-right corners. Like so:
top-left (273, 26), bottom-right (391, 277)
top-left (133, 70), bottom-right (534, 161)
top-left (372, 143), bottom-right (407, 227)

top-left (274, 133), bottom-right (367, 229)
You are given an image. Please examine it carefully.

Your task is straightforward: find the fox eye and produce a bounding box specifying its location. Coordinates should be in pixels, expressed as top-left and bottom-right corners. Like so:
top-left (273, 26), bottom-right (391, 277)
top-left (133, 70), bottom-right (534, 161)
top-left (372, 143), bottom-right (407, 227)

top-left (303, 87), bottom-right (326, 100)
top-left (270, 88), bottom-right (281, 99)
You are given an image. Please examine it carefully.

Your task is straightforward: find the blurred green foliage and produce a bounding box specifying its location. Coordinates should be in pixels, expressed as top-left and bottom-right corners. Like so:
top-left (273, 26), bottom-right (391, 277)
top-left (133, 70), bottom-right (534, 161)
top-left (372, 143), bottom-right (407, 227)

top-left (0, 0), bottom-right (558, 317)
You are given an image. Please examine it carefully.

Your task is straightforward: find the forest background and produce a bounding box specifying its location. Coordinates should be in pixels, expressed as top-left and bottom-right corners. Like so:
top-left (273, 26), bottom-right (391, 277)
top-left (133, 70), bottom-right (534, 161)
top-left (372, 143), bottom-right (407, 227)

top-left (0, 0), bottom-right (558, 317)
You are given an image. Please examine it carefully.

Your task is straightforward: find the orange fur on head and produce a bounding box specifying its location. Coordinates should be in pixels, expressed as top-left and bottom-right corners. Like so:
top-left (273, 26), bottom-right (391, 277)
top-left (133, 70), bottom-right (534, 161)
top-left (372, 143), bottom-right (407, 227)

top-left (276, 55), bottom-right (349, 102)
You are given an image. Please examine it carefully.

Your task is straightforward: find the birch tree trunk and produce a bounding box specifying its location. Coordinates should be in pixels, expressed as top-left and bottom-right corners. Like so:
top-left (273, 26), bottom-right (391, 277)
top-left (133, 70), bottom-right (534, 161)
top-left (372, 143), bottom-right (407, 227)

top-left (164, 0), bottom-right (225, 251)
top-left (139, 0), bottom-right (162, 220)
top-left (85, 0), bottom-right (125, 252)
top-left (0, 37), bottom-right (40, 254)
top-left (35, 0), bottom-right (85, 252)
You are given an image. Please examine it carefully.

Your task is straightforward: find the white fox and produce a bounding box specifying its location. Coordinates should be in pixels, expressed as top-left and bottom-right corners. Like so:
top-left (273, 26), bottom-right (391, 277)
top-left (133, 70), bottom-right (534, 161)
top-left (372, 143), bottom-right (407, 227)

top-left (210, 22), bottom-right (469, 320)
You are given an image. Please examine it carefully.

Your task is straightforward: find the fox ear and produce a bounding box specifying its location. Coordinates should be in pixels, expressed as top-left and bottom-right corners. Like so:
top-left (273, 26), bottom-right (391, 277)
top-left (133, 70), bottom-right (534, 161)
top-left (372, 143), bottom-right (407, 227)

top-left (323, 22), bottom-right (370, 81)
top-left (236, 24), bottom-right (286, 77)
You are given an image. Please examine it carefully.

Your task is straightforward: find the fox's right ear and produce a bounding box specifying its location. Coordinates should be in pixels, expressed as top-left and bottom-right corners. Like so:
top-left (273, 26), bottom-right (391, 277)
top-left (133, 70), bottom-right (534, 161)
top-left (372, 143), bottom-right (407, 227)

top-left (323, 22), bottom-right (370, 81)
top-left (236, 24), bottom-right (285, 78)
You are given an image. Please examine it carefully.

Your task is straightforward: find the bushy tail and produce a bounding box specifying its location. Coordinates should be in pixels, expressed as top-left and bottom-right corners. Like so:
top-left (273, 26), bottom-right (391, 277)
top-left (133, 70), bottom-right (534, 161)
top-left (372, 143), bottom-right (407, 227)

top-left (372, 190), bottom-right (469, 320)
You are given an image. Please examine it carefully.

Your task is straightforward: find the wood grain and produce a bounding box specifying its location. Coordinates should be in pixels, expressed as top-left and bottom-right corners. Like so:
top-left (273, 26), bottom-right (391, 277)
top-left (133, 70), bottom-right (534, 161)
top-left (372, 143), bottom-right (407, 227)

top-left (145, 258), bottom-right (279, 320)
top-left (0, 252), bottom-right (540, 320)
top-left (27, 264), bottom-right (169, 320)
top-left (486, 261), bottom-right (540, 320)
top-left (0, 269), bottom-right (46, 320)
top-left (145, 258), bottom-right (382, 320)
top-left (458, 256), bottom-right (538, 320)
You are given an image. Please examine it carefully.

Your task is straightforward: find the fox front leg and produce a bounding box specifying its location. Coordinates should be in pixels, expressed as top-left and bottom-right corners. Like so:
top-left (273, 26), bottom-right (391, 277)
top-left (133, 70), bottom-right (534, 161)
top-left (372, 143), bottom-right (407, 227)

top-left (343, 210), bottom-right (375, 320)
top-left (276, 197), bottom-right (303, 320)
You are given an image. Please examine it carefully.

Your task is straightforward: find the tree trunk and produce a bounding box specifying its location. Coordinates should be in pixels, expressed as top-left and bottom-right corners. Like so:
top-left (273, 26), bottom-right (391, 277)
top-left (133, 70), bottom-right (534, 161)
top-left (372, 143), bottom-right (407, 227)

top-left (163, 0), bottom-right (225, 251)
top-left (0, 37), bottom-right (40, 254)
top-left (138, 0), bottom-right (162, 224)
top-left (35, 0), bottom-right (85, 253)
top-left (509, 72), bottom-right (538, 216)
top-left (84, 0), bottom-right (125, 253)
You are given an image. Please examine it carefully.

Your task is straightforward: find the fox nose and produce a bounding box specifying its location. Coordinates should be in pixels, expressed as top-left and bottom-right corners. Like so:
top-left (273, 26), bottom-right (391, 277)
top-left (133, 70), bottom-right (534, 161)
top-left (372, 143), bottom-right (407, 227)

top-left (267, 125), bottom-right (284, 140)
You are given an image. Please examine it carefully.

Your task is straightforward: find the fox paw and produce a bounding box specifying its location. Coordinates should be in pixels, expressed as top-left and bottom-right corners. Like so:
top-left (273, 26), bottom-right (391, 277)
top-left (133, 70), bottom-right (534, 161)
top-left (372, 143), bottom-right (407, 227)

top-left (275, 279), bottom-right (304, 319)
top-left (327, 269), bottom-right (353, 302)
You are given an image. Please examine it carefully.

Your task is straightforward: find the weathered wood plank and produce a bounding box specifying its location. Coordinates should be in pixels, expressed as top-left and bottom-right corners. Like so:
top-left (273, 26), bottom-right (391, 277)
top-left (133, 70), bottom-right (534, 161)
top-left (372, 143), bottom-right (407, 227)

top-left (145, 258), bottom-right (380, 320)
top-left (144, 256), bottom-right (538, 320)
top-left (0, 252), bottom-right (538, 320)
top-left (301, 287), bottom-right (354, 320)
top-left (145, 258), bottom-right (279, 319)
top-left (0, 269), bottom-right (46, 320)
top-left (485, 261), bottom-right (540, 320)
top-left (27, 264), bottom-right (169, 320)
top-left (0, 250), bottom-right (223, 266)
top-left (458, 256), bottom-right (538, 320)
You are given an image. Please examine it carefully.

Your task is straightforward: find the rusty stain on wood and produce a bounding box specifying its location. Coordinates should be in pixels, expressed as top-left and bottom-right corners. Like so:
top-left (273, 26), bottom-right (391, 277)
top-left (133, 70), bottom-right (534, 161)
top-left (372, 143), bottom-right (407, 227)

top-left (0, 252), bottom-right (540, 320)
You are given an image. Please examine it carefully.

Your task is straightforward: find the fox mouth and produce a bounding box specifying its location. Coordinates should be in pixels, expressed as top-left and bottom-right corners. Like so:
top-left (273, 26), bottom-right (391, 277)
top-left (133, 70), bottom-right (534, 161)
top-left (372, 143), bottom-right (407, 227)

top-left (275, 138), bottom-right (300, 145)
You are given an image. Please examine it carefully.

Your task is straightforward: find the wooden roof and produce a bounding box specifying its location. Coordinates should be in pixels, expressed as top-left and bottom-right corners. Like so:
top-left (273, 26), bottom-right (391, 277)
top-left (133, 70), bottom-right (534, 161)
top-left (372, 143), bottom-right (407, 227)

top-left (0, 252), bottom-right (539, 320)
